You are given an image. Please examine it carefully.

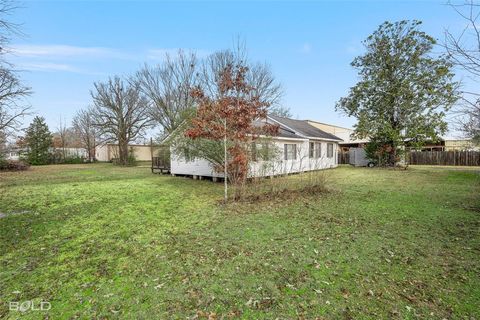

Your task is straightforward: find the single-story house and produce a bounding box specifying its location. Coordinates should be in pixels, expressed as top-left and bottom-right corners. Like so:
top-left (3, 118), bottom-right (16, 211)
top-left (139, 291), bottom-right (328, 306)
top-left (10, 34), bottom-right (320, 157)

top-left (167, 115), bottom-right (343, 179)
top-left (5, 149), bottom-right (21, 161)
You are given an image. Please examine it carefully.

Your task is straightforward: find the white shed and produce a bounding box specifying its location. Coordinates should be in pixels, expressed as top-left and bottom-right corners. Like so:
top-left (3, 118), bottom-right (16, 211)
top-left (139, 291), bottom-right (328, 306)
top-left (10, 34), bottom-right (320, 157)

top-left (349, 147), bottom-right (370, 167)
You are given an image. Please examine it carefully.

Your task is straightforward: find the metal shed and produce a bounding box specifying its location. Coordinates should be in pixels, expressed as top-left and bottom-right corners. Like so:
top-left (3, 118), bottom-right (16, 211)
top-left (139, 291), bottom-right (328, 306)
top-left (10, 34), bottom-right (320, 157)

top-left (349, 147), bottom-right (370, 167)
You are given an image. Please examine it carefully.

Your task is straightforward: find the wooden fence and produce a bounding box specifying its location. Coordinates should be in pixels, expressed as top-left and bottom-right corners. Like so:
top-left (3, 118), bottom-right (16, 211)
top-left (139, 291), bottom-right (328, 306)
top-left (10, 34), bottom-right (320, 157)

top-left (338, 152), bottom-right (350, 164)
top-left (408, 151), bottom-right (480, 166)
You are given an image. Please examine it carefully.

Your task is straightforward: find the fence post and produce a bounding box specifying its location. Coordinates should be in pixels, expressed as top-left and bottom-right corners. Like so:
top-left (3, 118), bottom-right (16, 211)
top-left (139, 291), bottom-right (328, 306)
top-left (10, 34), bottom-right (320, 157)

top-left (150, 137), bottom-right (153, 160)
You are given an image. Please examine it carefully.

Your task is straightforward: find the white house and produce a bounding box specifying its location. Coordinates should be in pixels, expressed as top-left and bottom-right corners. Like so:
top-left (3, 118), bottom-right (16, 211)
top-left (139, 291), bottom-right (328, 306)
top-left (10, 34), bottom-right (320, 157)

top-left (168, 115), bottom-right (343, 179)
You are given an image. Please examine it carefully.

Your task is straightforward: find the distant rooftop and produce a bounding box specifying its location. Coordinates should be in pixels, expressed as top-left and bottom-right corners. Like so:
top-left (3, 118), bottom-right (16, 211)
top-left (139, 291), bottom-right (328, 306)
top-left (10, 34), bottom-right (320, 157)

top-left (268, 115), bottom-right (343, 141)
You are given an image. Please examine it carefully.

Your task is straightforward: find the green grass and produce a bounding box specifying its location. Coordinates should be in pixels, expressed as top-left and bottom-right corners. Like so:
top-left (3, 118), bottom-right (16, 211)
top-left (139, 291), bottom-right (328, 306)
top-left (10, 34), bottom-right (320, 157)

top-left (0, 164), bottom-right (479, 319)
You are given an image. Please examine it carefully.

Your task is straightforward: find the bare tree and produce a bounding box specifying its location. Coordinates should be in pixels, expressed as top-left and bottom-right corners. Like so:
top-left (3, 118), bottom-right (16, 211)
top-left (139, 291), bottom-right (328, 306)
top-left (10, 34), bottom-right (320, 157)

top-left (198, 44), bottom-right (283, 109)
top-left (55, 116), bottom-right (69, 160)
top-left (247, 62), bottom-right (283, 111)
top-left (91, 76), bottom-right (154, 165)
top-left (136, 50), bottom-right (198, 134)
top-left (72, 108), bottom-right (98, 162)
top-left (0, 1), bottom-right (31, 135)
top-left (445, 0), bottom-right (480, 142)
top-left (0, 128), bottom-right (6, 158)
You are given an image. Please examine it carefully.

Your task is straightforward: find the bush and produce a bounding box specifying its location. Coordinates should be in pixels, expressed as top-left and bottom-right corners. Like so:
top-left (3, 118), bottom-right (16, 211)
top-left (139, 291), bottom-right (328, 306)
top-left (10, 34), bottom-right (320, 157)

top-left (232, 169), bottom-right (329, 202)
top-left (111, 151), bottom-right (137, 166)
top-left (364, 140), bottom-right (404, 167)
top-left (127, 152), bottom-right (137, 166)
top-left (63, 156), bottom-right (85, 164)
top-left (0, 160), bottom-right (30, 171)
top-left (48, 152), bottom-right (86, 164)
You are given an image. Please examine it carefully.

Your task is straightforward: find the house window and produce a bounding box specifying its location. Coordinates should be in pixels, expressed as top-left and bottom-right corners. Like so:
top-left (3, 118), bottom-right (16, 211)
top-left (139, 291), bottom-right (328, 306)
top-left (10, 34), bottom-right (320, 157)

top-left (262, 143), bottom-right (271, 161)
top-left (183, 146), bottom-right (193, 162)
top-left (284, 144), bottom-right (296, 160)
top-left (251, 142), bottom-right (257, 161)
top-left (309, 142), bottom-right (321, 158)
top-left (315, 143), bottom-right (321, 158)
top-left (252, 142), bottom-right (273, 161)
top-left (327, 143), bottom-right (334, 158)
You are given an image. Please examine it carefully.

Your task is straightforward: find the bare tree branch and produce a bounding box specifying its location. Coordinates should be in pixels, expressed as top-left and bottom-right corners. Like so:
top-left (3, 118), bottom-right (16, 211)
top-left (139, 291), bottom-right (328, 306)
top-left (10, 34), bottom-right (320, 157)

top-left (0, 1), bottom-right (31, 135)
top-left (444, 1), bottom-right (480, 141)
top-left (72, 107), bottom-right (99, 162)
top-left (90, 76), bottom-right (154, 165)
top-left (135, 50), bottom-right (198, 134)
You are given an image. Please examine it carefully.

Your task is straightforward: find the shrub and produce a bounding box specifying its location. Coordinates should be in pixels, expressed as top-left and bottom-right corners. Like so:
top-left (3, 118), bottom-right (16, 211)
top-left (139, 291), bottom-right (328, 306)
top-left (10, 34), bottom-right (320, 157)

top-left (127, 151), bottom-right (137, 166)
top-left (364, 140), bottom-right (404, 167)
top-left (0, 160), bottom-right (30, 171)
top-left (112, 152), bottom-right (137, 166)
top-left (63, 156), bottom-right (85, 164)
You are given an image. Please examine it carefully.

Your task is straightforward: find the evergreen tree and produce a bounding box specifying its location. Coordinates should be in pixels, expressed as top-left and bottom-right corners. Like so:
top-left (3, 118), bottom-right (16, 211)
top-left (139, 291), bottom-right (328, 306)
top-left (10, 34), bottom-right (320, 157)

top-left (25, 116), bottom-right (52, 165)
top-left (336, 20), bottom-right (459, 166)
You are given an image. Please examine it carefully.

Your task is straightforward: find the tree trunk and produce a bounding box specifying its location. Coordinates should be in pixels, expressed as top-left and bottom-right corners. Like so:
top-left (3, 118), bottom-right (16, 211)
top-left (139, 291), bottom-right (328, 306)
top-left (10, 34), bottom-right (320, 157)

top-left (119, 139), bottom-right (129, 165)
top-left (390, 140), bottom-right (397, 167)
top-left (223, 119), bottom-right (228, 203)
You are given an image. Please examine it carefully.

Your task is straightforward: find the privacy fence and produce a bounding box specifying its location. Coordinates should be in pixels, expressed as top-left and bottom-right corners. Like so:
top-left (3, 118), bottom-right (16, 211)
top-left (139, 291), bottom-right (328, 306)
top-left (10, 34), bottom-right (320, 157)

top-left (407, 151), bottom-right (480, 166)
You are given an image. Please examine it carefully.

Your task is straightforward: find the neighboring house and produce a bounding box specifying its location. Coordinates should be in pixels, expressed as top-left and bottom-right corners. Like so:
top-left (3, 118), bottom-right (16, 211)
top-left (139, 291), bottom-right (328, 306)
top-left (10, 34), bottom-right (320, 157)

top-left (3, 145), bottom-right (27, 161)
top-left (307, 120), bottom-right (480, 152)
top-left (445, 138), bottom-right (479, 151)
top-left (168, 115), bottom-right (343, 179)
top-left (51, 147), bottom-right (88, 158)
top-left (418, 137), bottom-right (479, 151)
top-left (306, 120), bottom-right (369, 151)
top-left (5, 146), bottom-right (87, 162)
top-left (96, 144), bottom-right (156, 162)
top-left (5, 150), bottom-right (20, 161)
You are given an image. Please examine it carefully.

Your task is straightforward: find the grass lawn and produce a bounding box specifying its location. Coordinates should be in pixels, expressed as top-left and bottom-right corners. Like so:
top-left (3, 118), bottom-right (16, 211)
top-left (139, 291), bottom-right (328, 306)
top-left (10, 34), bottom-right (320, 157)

top-left (0, 164), bottom-right (479, 319)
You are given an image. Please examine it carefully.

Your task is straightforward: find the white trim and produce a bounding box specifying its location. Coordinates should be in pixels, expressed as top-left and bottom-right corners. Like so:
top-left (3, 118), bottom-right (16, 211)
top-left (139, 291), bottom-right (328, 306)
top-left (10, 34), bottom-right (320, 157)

top-left (306, 136), bottom-right (343, 142)
top-left (255, 134), bottom-right (307, 142)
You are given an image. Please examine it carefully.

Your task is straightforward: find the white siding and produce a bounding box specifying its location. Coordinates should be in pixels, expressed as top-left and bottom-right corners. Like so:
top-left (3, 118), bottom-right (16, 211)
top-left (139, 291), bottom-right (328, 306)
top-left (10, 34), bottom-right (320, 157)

top-left (171, 156), bottom-right (224, 177)
top-left (170, 138), bottom-right (338, 178)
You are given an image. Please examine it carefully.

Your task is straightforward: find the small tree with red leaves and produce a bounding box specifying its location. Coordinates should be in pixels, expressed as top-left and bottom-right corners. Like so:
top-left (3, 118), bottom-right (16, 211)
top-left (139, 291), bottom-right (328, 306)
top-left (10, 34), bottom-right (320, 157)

top-left (185, 62), bottom-right (278, 202)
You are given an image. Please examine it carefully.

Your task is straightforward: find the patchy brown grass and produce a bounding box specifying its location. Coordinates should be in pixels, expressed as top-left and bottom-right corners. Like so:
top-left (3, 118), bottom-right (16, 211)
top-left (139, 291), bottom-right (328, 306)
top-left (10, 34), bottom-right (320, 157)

top-left (0, 164), bottom-right (479, 319)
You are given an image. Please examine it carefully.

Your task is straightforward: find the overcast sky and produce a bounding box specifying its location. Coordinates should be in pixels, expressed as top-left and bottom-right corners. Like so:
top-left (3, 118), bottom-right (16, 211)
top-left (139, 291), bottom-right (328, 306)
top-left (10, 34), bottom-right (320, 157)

top-left (6, 0), bottom-right (477, 138)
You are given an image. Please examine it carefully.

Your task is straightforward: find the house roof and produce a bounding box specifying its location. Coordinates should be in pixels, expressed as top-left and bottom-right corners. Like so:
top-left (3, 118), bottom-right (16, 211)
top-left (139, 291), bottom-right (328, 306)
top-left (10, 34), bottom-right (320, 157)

top-left (253, 119), bottom-right (304, 139)
top-left (268, 115), bottom-right (343, 141)
top-left (162, 115), bottom-right (343, 143)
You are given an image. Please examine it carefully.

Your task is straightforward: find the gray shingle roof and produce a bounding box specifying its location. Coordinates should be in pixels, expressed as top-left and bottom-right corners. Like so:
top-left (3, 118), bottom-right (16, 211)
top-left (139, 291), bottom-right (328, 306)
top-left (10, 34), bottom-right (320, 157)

top-left (269, 115), bottom-right (342, 141)
top-left (253, 119), bottom-right (304, 139)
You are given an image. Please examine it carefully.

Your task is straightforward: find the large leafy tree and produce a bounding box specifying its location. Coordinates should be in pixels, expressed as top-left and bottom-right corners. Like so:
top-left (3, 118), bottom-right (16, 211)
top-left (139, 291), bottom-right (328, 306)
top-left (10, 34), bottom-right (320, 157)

top-left (337, 20), bottom-right (459, 165)
top-left (25, 116), bottom-right (52, 165)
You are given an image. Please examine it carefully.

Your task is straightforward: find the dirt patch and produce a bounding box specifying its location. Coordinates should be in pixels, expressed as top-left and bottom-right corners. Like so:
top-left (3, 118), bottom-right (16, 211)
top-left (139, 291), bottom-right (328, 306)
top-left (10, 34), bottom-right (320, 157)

top-left (221, 184), bottom-right (332, 205)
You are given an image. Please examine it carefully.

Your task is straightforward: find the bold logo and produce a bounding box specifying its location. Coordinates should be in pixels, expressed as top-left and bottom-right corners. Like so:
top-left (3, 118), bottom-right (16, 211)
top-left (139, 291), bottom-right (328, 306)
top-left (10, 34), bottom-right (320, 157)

top-left (9, 300), bottom-right (51, 312)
